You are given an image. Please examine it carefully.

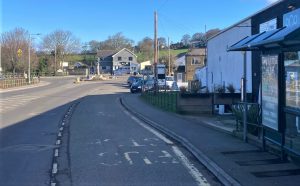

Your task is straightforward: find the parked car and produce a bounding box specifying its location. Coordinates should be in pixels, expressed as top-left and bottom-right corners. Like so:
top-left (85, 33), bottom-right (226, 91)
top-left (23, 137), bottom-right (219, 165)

top-left (127, 76), bottom-right (141, 87)
top-left (166, 76), bottom-right (174, 89)
top-left (143, 79), bottom-right (155, 92)
top-left (130, 79), bottom-right (144, 93)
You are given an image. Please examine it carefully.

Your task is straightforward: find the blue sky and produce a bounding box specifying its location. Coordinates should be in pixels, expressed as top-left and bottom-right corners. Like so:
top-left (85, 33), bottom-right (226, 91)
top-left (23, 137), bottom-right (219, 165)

top-left (2, 0), bottom-right (279, 44)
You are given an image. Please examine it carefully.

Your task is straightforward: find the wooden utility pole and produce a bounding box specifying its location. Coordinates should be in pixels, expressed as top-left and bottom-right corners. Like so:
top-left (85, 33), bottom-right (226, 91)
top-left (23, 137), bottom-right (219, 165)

top-left (154, 11), bottom-right (158, 92)
top-left (168, 37), bottom-right (171, 76)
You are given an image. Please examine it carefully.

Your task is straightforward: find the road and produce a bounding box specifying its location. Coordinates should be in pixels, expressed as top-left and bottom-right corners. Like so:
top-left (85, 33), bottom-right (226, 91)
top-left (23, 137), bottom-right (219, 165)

top-left (0, 76), bottom-right (220, 186)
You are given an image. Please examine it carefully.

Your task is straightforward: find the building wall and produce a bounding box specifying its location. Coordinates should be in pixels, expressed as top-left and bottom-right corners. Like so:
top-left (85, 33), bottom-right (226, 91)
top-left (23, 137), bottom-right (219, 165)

top-left (185, 55), bottom-right (205, 81)
top-left (112, 49), bottom-right (137, 70)
top-left (207, 19), bottom-right (252, 93)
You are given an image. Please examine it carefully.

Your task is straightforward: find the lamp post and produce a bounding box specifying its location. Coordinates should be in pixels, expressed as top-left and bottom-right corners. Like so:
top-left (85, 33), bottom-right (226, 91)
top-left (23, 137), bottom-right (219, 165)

top-left (28, 33), bottom-right (41, 83)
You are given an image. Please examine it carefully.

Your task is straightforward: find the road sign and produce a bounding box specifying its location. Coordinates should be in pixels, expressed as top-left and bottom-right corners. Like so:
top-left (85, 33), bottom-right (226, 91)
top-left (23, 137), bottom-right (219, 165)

top-left (17, 49), bottom-right (23, 57)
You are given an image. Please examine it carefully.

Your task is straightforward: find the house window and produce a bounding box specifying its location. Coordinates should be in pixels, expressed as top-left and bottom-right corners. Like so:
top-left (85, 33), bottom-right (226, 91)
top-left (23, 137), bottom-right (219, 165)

top-left (118, 57), bottom-right (122, 61)
top-left (129, 57), bottom-right (133, 61)
top-left (191, 57), bottom-right (200, 65)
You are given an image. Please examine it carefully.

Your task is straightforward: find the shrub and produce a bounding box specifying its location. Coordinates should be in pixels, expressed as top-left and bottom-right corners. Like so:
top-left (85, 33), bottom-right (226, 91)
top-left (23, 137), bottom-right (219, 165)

top-left (215, 85), bottom-right (225, 93)
top-left (226, 83), bottom-right (235, 93)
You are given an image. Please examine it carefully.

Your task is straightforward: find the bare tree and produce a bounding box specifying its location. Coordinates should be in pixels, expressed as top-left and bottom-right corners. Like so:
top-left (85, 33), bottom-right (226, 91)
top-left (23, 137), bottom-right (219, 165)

top-left (41, 30), bottom-right (81, 70)
top-left (181, 34), bottom-right (191, 47)
top-left (1, 27), bottom-right (38, 74)
top-left (158, 37), bottom-right (166, 49)
top-left (100, 32), bottom-right (134, 50)
top-left (88, 40), bottom-right (101, 53)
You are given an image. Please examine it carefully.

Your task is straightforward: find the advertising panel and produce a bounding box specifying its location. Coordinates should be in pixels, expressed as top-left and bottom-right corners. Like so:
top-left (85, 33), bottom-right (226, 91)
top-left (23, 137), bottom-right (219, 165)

top-left (262, 55), bottom-right (279, 131)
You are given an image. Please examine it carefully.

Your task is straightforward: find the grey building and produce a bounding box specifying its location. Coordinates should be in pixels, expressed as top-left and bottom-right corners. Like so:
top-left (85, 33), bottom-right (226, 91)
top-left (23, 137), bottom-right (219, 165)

top-left (97, 48), bottom-right (137, 74)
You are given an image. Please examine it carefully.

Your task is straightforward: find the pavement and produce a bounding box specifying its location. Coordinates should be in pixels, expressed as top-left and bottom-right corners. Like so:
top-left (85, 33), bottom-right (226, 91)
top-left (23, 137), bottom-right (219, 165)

top-left (121, 93), bottom-right (300, 186)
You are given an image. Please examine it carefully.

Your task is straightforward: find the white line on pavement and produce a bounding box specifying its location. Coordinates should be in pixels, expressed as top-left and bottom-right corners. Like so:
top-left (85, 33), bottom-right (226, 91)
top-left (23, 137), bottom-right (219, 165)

top-left (125, 110), bottom-right (173, 145)
top-left (122, 102), bottom-right (210, 186)
top-left (52, 163), bottom-right (58, 174)
top-left (172, 146), bottom-right (210, 186)
top-left (143, 157), bottom-right (152, 165)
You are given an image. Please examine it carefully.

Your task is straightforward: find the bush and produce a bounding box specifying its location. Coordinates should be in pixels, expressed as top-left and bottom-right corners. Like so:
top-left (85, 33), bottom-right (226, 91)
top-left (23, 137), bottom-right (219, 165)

top-left (226, 83), bottom-right (235, 93)
top-left (215, 85), bottom-right (225, 93)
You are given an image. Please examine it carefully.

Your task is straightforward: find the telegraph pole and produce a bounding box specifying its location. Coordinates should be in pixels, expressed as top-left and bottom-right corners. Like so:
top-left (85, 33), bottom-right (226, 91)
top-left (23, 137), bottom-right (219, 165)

top-left (154, 11), bottom-right (158, 92)
top-left (168, 37), bottom-right (171, 76)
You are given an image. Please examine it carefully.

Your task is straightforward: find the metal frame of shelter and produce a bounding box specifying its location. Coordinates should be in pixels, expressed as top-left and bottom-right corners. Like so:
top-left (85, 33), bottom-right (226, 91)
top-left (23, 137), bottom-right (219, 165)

top-left (228, 25), bottom-right (300, 160)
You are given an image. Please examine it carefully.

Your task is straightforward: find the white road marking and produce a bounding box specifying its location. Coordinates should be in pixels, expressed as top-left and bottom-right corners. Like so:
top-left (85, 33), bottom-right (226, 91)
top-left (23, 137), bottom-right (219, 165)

top-left (159, 150), bottom-right (172, 158)
top-left (58, 132), bottom-right (62, 137)
top-left (52, 163), bottom-right (58, 174)
top-left (56, 140), bottom-right (61, 145)
top-left (51, 182), bottom-right (56, 186)
top-left (54, 149), bottom-right (59, 157)
top-left (103, 139), bottom-right (110, 142)
top-left (122, 103), bottom-right (210, 186)
top-left (59, 127), bottom-right (63, 131)
top-left (98, 152), bottom-right (107, 157)
top-left (144, 137), bottom-right (159, 141)
top-left (124, 151), bottom-right (139, 165)
top-left (131, 139), bottom-right (145, 147)
top-left (143, 157), bottom-right (152, 165)
top-left (124, 110), bottom-right (173, 145)
top-left (172, 146), bottom-right (210, 186)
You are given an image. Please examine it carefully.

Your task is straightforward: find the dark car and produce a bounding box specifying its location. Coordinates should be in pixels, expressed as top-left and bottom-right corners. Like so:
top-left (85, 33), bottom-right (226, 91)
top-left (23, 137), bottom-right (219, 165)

top-left (130, 79), bottom-right (145, 93)
top-left (127, 76), bottom-right (141, 87)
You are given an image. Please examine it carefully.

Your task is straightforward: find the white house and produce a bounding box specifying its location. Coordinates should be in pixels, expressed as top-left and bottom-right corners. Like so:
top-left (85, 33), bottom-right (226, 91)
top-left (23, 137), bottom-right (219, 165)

top-left (207, 19), bottom-right (252, 93)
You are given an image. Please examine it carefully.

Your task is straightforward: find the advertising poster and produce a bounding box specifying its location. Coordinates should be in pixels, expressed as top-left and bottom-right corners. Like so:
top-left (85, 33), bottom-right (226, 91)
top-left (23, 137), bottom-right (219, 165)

top-left (262, 55), bottom-right (279, 131)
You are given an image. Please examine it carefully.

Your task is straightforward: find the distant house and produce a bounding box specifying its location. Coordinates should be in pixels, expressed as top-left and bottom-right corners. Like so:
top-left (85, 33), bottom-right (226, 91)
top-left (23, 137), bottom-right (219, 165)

top-left (139, 61), bottom-right (152, 74)
top-left (185, 48), bottom-right (206, 81)
top-left (174, 55), bottom-right (186, 82)
top-left (97, 48), bottom-right (137, 74)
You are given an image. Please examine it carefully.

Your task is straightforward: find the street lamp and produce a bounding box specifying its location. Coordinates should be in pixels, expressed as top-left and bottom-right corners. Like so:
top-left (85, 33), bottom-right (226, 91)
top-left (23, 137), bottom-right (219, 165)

top-left (28, 33), bottom-right (41, 84)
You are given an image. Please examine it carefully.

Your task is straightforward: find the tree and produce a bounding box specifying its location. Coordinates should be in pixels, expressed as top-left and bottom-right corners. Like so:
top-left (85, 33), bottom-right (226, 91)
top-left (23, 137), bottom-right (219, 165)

top-left (88, 40), bottom-right (101, 53)
top-left (41, 30), bottom-right (81, 71)
top-left (137, 37), bottom-right (153, 62)
top-left (158, 37), bottom-right (166, 49)
top-left (181, 34), bottom-right (191, 47)
top-left (99, 32), bottom-right (134, 50)
top-left (1, 27), bottom-right (38, 74)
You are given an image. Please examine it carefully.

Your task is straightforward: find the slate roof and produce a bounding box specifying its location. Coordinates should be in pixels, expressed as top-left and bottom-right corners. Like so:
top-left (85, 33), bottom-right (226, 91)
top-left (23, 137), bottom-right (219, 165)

top-left (97, 50), bottom-right (117, 59)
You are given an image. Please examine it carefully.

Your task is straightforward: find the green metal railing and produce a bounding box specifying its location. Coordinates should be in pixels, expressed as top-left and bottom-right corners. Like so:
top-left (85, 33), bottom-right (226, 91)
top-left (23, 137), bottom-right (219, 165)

top-left (141, 91), bottom-right (178, 112)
